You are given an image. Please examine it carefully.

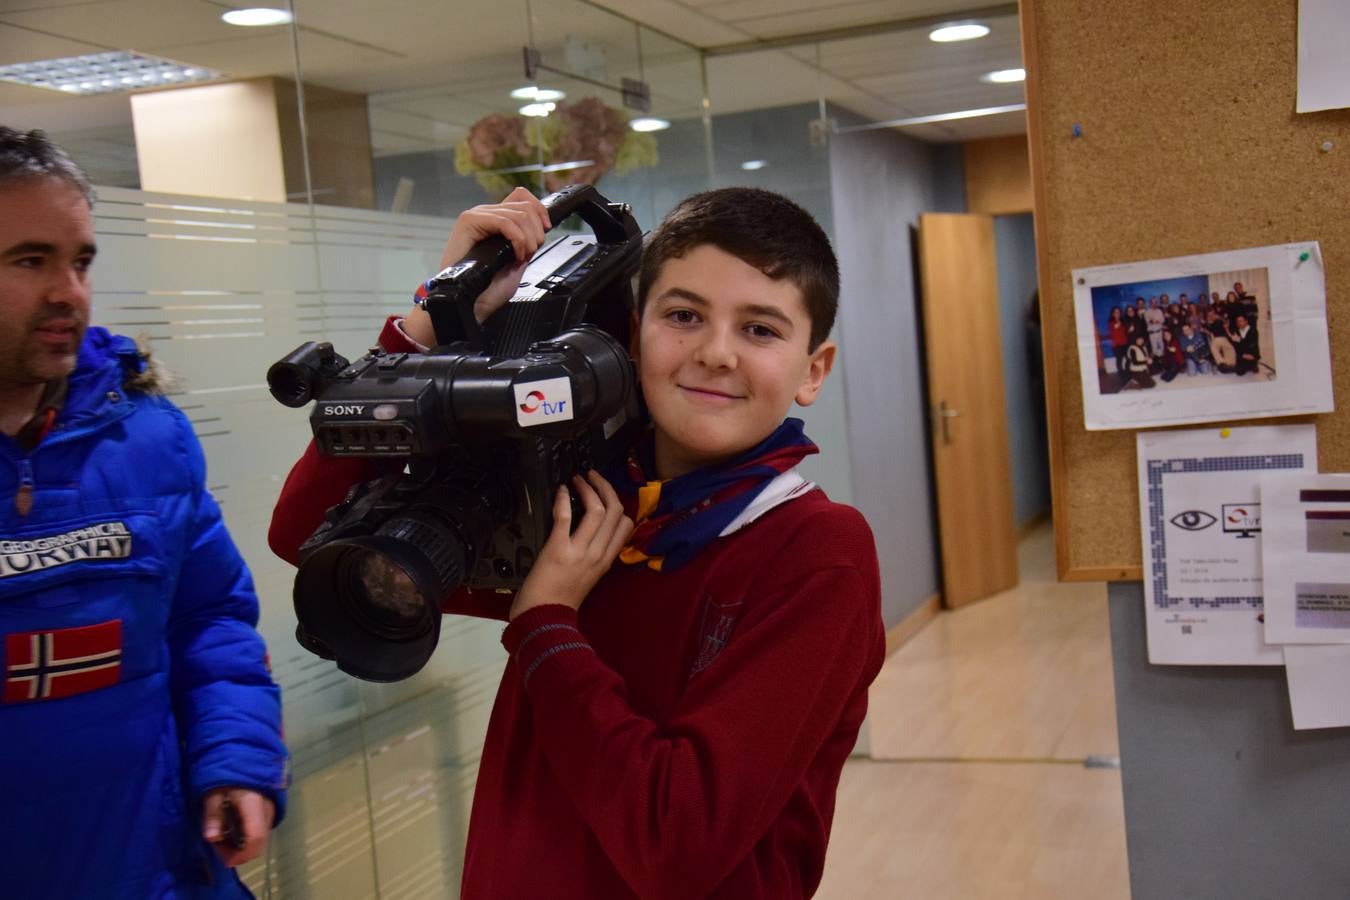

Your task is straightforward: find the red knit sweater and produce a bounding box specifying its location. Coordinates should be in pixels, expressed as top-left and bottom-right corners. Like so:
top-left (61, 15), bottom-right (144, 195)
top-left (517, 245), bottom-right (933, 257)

top-left (268, 319), bottom-right (885, 899)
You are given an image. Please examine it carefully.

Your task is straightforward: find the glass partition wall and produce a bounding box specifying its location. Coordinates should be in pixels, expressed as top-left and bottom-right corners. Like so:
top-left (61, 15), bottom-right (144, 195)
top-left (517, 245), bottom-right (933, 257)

top-left (0, 2), bottom-right (879, 892)
top-left (0, 3), bottom-right (706, 897)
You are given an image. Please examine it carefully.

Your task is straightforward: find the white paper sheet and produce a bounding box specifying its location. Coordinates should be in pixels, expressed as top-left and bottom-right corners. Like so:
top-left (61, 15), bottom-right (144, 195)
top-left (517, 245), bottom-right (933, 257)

top-left (1073, 242), bottom-right (1333, 431)
top-left (1284, 645), bottom-right (1350, 730)
top-left (1297, 0), bottom-right (1350, 113)
top-left (1261, 473), bottom-right (1350, 645)
top-left (1137, 426), bottom-right (1318, 665)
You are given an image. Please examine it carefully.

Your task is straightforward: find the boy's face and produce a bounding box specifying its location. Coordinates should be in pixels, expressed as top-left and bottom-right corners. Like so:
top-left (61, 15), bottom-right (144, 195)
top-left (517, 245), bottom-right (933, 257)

top-left (635, 244), bottom-right (835, 479)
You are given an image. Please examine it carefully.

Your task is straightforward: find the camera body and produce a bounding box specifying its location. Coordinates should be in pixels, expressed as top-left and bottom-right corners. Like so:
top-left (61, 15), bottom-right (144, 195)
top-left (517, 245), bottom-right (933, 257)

top-left (268, 185), bottom-right (643, 681)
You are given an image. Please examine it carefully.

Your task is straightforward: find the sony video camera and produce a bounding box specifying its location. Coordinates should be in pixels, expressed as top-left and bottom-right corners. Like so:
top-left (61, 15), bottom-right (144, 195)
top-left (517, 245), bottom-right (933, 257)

top-left (267, 184), bottom-right (643, 682)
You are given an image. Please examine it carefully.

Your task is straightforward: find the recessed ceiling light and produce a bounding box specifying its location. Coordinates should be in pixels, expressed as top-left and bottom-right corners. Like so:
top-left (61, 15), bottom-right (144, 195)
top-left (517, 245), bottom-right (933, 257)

top-left (929, 22), bottom-right (990, 42)
top-left (740, 160), bottom-right (768, 171)
top-left (0, 51), bottom-right (223, 95)
top-left (510, 86), bottom-right (565, 102)
top-left (519, 102), bottom-right (556, 117)
top-left (982, 68), bottom-right (1026, 83)
top-left (630, 117), bottom-right (670, 132)
top-left (222, 8), bottom-right (294, 27)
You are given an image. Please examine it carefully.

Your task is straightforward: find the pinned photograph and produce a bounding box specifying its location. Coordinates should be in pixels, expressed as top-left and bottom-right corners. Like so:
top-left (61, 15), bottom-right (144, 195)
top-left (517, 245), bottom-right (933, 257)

top-left (1073, 242), bottom-right (1332, 430)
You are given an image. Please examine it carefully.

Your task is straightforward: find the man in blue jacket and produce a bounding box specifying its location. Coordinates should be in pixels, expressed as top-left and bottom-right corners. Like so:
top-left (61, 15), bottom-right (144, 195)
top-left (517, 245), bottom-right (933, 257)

top-left (0, 127), bottom-right (289, 898)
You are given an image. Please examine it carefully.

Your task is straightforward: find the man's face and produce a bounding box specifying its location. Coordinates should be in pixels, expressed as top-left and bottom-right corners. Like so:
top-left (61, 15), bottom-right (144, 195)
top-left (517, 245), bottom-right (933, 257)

top-left (1237, 315), bottom-right (1249, 330)
top-left (1234, 282), bottom-right (1245, 294)
top-left (635, 244), bottom-right (834, 479)
top-left (0, 177), bottom-right (94, 389)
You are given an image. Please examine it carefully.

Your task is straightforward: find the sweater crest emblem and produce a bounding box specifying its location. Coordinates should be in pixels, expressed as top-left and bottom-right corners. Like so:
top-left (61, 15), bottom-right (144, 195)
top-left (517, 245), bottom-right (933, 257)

top-left (690, 596), bottom-right (742, 677)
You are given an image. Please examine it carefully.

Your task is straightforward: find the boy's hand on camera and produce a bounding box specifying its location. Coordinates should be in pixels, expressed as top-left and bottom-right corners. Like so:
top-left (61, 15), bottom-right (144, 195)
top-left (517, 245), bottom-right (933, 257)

top-left (509, 470), bottom-right (634, 621)
top-left (202, 787), bottom-right (275, 868)
top-left (439, 186), bottom-right (551, 270)
top-left (405, 187), bottom-right (552, 345)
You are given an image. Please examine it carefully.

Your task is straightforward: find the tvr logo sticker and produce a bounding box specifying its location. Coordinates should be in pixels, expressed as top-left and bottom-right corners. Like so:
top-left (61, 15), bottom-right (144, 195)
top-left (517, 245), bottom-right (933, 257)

top-left (514, 377), bottom-right (574, 427)
top-left (1221, 503), bottom-right (1261, 539)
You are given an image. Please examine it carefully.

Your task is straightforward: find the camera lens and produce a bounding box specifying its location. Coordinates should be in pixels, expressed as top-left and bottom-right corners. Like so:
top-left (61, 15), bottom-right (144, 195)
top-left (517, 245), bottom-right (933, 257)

top-left (291, 501), bottom-right (488, 682)
top-left (344, 548), bottom-right (426, 635)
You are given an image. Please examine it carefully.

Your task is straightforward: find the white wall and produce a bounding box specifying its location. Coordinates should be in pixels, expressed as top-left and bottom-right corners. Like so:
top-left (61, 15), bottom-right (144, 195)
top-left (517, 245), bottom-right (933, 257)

top-left (828, 128), bottom-right (966, 627)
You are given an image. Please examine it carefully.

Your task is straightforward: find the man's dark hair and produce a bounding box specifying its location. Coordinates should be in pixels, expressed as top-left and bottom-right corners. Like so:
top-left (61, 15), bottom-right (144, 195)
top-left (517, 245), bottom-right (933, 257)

top-left (638, 187), bottom-right (840, 351)
top-left (0, 126), bottom-right (94, 206)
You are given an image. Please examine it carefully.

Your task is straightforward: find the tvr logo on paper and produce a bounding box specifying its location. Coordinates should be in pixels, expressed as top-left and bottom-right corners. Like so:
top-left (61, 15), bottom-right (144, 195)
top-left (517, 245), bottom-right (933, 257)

top-left (1221, 503), bottom-right (1261, 539)
top-left (514, 377), bottom-right (574, 428)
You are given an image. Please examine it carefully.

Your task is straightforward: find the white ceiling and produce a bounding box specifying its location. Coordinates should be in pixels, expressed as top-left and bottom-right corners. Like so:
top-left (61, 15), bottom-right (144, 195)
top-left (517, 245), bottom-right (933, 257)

top-left (585, 0), bottom-right (1026, 140)
top-left (0, 0), bottom-right (1026, 163)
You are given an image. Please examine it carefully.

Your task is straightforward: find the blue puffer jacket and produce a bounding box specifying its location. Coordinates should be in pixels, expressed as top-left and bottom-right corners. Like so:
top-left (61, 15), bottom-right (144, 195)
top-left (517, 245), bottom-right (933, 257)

top-left (0, 328), bottom-right (289, 899)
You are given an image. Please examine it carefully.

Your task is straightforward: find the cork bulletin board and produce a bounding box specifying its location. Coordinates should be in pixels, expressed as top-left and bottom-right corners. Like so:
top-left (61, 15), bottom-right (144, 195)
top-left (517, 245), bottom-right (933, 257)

top-left (1020, 0), bottom-right (1350, 581)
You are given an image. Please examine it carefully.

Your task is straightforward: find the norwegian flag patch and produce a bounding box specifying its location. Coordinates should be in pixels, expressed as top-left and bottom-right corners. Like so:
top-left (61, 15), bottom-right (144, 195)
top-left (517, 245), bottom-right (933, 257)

top-left (4, 619), bottom-right (122, 703)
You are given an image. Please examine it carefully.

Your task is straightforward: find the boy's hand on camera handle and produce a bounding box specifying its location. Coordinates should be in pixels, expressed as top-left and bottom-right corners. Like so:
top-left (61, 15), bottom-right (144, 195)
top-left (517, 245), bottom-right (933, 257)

top-left (509, 469), bottom-right (634, 621)
top-left (405, 187), bottom-right (552, 346)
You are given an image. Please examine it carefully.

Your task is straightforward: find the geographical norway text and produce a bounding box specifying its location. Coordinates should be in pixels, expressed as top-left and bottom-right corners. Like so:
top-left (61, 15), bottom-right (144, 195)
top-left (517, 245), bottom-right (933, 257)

top-left (0, 522), bottom-right (133, 578)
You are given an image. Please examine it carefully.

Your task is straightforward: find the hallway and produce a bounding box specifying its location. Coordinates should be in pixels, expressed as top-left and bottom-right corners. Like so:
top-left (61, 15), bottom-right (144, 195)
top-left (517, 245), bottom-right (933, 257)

top-left (817, 525), bottom-right (1130, 899)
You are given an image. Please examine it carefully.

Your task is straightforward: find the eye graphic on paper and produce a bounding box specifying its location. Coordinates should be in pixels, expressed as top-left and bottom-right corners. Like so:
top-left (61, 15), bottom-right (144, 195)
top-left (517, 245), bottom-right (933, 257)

top-left (1170, 510), bottom-right (1217, 531)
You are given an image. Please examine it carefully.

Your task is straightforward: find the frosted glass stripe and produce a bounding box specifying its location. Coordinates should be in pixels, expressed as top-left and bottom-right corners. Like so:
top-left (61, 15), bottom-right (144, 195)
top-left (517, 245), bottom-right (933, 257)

top-left (90, 186), bottom-right (490, 899)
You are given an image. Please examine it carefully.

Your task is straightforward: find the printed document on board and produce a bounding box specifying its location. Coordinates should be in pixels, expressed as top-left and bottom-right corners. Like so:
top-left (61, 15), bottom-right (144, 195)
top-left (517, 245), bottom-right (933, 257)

top-left (1284, 645), bottom-right (1350, 730)
top-left (1298, 0), bottom-right (1350, 113)
top-left (1260, 473), bottom-right (1350, 645)
top-left (1137, 425), bottom-right (1317, 665)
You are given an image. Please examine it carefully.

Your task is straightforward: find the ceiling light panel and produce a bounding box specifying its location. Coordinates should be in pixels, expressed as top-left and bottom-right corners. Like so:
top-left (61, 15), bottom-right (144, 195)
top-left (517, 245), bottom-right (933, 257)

top-left (629, 117), bottom-right (670, 132)
top-left (929, 23), bottom-right (990, 43)
top-left (222, 8), bottom-right (294, 27)
top-left (510, 86), bottom-right (566, 102)
top-left (0, 51), bottom-right (222, 96)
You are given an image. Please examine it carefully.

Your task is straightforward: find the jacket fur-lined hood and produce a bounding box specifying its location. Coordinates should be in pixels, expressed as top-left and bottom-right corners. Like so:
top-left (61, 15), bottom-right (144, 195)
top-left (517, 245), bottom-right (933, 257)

top-left (78, 327), bottom-right (174, 397)
top-left (122, 334), bottom-right (173, 395)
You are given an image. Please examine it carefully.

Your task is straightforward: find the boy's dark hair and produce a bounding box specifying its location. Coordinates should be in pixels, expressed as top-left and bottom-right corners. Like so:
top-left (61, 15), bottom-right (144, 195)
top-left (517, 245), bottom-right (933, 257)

top-left (0, 126), bottom-right (94, 206)
top-left (638, 187), bottom-right (839, 351)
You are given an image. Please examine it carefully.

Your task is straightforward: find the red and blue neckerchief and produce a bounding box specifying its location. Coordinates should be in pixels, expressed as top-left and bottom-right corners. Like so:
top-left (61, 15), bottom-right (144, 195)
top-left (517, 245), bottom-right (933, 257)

top-left (612, 417), bottom-right (818, 572)
top-left (411, 277), bottom-right (436, 306)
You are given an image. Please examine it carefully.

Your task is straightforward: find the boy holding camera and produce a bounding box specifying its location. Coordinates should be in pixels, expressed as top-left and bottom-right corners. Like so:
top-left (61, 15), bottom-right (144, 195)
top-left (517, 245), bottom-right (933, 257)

top-left (270, 185), bottom-right (884, 898)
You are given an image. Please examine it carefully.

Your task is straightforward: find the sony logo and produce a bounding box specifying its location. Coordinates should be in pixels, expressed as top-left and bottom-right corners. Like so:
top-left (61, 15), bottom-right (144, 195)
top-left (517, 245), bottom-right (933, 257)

top-left (323, 404), bottom-right (366, 416)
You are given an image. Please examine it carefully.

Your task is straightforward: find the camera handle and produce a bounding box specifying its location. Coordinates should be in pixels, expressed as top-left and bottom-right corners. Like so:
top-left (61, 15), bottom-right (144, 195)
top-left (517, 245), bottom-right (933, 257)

top-left (419, 184), bottom-right (640, 348)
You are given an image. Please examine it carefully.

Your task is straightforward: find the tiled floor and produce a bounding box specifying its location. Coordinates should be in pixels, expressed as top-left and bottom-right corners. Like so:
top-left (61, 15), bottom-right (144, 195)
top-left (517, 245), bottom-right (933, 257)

top-left (816, 524), bottom-right (1131, 899)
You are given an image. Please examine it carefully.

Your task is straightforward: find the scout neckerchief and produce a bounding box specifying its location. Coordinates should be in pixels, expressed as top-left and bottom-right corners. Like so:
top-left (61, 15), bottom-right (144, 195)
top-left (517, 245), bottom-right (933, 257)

top-left (615, 417), bottom-right (818, 572)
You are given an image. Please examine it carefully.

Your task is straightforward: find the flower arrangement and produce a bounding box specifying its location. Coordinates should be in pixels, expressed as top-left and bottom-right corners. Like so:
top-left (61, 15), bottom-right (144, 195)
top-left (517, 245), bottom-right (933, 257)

top-left (455, 96), bottom-right (659, 199)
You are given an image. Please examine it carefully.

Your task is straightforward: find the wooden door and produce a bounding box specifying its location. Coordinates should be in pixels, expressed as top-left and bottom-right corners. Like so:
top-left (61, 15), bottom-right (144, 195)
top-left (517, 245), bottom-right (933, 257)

top-left (917, 213), bottom-right (1018, 608)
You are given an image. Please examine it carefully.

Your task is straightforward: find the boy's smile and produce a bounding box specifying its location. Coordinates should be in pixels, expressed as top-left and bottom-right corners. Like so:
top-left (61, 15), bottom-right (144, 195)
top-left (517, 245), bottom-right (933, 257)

top-left (636, 244), bottom-right (835, 480)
